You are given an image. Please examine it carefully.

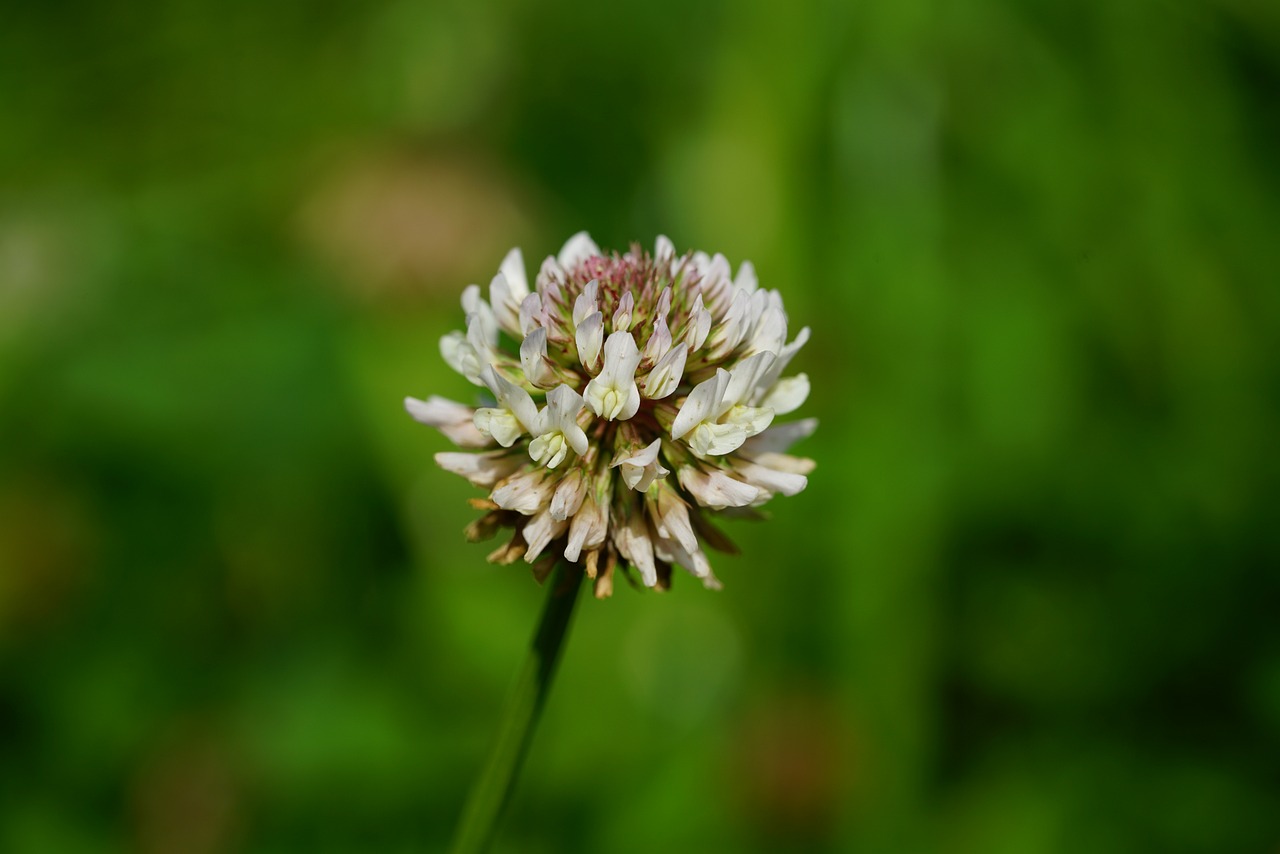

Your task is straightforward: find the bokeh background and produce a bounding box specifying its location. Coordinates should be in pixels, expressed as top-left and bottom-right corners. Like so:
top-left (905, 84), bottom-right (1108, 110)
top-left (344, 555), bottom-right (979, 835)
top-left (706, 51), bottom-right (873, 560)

top-left (3, 0), bottom-right (1279, 851)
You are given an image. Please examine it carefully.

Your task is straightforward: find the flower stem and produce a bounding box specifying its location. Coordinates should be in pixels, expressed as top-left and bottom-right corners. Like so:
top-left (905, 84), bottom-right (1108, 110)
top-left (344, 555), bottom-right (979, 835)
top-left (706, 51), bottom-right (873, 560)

top-left (449, 564), bottom-right (584, 854)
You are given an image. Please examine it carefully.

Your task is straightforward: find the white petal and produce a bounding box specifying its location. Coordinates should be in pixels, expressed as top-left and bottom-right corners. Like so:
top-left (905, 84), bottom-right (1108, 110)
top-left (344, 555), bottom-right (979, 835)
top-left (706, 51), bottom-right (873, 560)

top-left (734, 260), bottom-right (758, 293)
top-left (519, 293), bottom-right (543, 336)
top-left (642, 342), bottom-right (687, 400)
top-left (739, 418), bottom-right (819, 454)
top-left (404, 396), bottom-right (491, 448)
top-left (439, 332), bottom-right (485, 385)
top-left (677, 466), bottom-right (761, 509)
top-left (543, 384), bottom-right (590, 457)
top-left (722, 351), bottom-right (777, 412)
top-left (652, 491), bottom-right (698, 554)
top-left (520, 327), bottom-right (555, 388)
top-left (523, 509), bottom-right (567, 562)
top-left (734, 460), bottom-right (809, 497)
top-left (755, 326), bottom-right (811, 394)
top-left (688, 421), bottom-right (748, 457)
top-left (723, 404), bottom-right (774, 439)
top-left (612, 290), bottom-right (634, 331)
top-left (500, 247), bottom-right (529, 300)
top-left (405, 395), bottom-right (469, 426)
top-left (565, 494), bottom-right (608, 562)
top-left (758, 373), bottom-right (809, 415)
top-left (685, 295), bottom-right (712, 351)
top-left (480, 366), bottom-right (541, 434)
top-left (433, 451), bottom-right (521, 488)
top-left (489, 273), bottom-right (521, 335)
top-left (573, 279), bottom-right (599, 326)
top-left (612, 438), bottom-right (669, 491)
top-left (575, 311), bottom-right (604, 373)
top-left (671, 369), bottom-right (729, 440)
top-left (474, 408), bottom-right (524, 447)
top-left (654, 286), bottom-right (672, 321)
top-left (550, 472), bottom-right (587, 522)
top-left (613, 515), bottom-right (657, 587)
top-left (655, 235), bottom-right (676, 265)
top-left (748, 451), bottom-right (816, 475)
top-left (528, 432), bottom-right (570, 468)
top-left (558, 231), bottom-right (600, 270)
top-left (746, 305), bottom-right (787, 355)
top-left (584, 332), bottom-right (641, 421)
top-left (641, 313), bottom-right (672, 364)
top-left (491, 470), bottom-right (552, 515)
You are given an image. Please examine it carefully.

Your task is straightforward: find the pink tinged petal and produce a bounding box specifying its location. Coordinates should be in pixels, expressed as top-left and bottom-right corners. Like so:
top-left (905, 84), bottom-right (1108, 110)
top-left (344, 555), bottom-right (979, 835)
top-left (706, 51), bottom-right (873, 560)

top-left (613, 515), bottom-right (657, 587)
top-left (739, 418), bottom-right (819, 455)
top-left (677, 466), bottom-right (761, 509)
top-left (519, 328), bottom-right (555, 388)
top-left (499, 246), bottom-right (529, 300)
top-left (557, 231), bottom-right (600, 271)
top-left (404, 396), bottom-right (491, 448)
top-left (688, 421), bottom-right (749, 457)
top-left (584, 331), bottom-right (641, 421)
top-left (433, 451), bottom-right (521, 488)
top-left (612, 291), bottom-right (634, 332)
top-left (758, 373), bottom-right (810, 415)
top-left (489, 273), bottom-right (522, 335)
top-left (641, 342), bottom-right (687, 400)
top-left (611, 438), bottom-right (670, 491)
top-left (491, 470), bottom-right (553, 515)
top-left (572, 279), bottom-right (599, 326)
top-left (523, 509), bottom-right (567, 563)
top-left (564, 494), bottom-right (607, 562)
top-left (734, 259), bottom-right (758, 293)
top-left (575, 311), bottom-right (604, 374)
top-left (734, 460), bottom-right (808, 497)
top-left (519, 293), bottom-right (544, 336)
top-left (439, 332), bottom-right (486, 385)
top-left (671, 369), bottom-right (729, 440)
top-left (550, 471), bottom-right (587, 522)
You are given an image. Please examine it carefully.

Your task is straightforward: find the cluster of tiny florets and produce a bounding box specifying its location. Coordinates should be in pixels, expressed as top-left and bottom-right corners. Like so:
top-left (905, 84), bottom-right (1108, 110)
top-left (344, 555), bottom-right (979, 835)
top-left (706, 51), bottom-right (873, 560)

top-left (406, 233), bottom-right (815, 597)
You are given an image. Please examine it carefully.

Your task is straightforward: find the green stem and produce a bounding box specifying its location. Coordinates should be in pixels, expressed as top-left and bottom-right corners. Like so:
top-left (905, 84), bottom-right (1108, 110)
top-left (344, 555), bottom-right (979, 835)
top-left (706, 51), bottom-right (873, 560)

top-left (449, 564), bottom-right (584, 854)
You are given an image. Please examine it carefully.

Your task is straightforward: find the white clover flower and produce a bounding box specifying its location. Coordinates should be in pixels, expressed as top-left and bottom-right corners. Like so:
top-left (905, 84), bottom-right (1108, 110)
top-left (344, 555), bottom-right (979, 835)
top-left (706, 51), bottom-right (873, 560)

top-left (406, 233), bottom-right (815, 597)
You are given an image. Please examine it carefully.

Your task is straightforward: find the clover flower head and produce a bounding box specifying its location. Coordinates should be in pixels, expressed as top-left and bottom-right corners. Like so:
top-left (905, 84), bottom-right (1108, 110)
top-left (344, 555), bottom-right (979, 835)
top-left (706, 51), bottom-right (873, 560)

top-left (407, 233), bottom-right (815, 597)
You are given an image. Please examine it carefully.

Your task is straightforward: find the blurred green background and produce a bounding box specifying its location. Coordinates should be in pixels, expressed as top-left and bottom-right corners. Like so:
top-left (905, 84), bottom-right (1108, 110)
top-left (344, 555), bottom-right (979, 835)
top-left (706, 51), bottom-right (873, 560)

top-left (3, 0), bottom-right (1279, 851)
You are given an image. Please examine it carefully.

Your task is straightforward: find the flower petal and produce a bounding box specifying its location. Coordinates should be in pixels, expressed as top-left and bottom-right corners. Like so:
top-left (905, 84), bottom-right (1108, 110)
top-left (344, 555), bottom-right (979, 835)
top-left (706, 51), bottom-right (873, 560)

top-left (758, 373), bottom-right (809, 415)
top-left (671, 369), bottom-right (729, 440)
top-left (558, 231), bottom-right (600, 271)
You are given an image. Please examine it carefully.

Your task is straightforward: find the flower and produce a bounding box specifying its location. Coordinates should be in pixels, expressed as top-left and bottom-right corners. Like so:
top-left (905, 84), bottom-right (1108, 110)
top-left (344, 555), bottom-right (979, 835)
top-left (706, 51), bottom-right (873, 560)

top-left (406, 233), bottom-right (816, 597)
